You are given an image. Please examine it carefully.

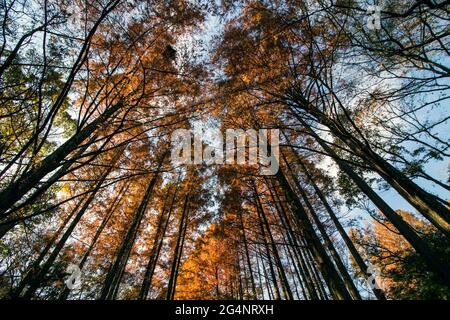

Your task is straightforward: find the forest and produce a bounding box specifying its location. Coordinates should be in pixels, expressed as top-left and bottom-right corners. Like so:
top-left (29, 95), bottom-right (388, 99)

top-left (0, 0), bottom-right (449, 300)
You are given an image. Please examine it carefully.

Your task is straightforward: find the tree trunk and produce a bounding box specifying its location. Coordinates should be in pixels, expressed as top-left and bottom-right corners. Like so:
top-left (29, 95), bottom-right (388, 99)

top-left (171, 204), bottom-right (189, 300)
top-left (255, 241), bottom-right (270, 299)
top-left (166, 194), bottom-right (190, 300)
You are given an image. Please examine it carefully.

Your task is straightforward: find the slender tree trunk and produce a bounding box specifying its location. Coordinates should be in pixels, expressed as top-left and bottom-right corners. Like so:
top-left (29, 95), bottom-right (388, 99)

top-left (138, 188), bottom-right (171, 300)
top-left (237, 257), bottom-right (244, 300)
top-left (283, 245), bottom-right (302, 299)
top-left (171, 206), bottom-right (189, 300)
top-left (215, 266), bottom-right (220, 297)
top-left (240, 252), bottom-right (250, 299)
top-left (281, 154), bottom-right (362, 300)
top-left (238, 208), bottom-right (257, 299)
top-left (287, 235), bottom-right (311, 299)
top-left (301, 237), bottom-right (329, 300)
top-left (266, 185), bottom-right (307, 299)
top-left (166, 194), bottom-right (190, 300)
top-left (256, 240), bottom-right (274, 300)
top-left (254, 195), bottom-right (281, 300)
top-left (254, 244), bottom-right (266, 299)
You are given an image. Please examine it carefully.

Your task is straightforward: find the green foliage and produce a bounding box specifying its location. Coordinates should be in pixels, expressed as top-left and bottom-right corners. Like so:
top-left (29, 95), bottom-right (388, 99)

top-left (385, 231), bottom-right (450, 300)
